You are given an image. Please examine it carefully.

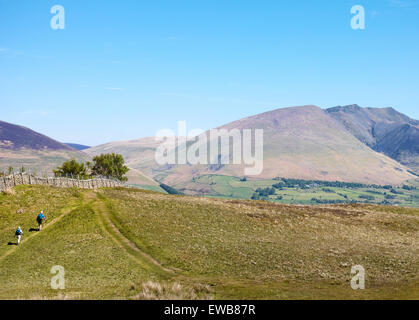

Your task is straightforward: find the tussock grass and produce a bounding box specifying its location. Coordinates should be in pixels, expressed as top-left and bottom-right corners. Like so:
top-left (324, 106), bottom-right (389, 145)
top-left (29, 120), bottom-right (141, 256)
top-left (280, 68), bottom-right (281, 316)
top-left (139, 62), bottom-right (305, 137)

top-left (1, 188), bottom-right (16, 196)
top-left (102, 188), bottom-right (419, 299)
top-left (131, 281), bottom-right (213, 300)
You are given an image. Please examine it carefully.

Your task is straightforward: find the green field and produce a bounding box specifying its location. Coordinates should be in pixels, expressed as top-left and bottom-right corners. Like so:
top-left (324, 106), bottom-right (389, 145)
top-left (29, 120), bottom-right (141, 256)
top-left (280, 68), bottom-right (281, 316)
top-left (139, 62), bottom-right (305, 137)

top-left (192, 175), bottom-right (419, 207)
top-left (0, 185), bottom-right (418, 299)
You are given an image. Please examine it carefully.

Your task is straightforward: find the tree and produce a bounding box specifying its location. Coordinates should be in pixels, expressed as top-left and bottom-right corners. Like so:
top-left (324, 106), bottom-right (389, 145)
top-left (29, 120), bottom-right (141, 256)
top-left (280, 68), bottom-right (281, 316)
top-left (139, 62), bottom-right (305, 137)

top-left (54, 159), bottom-right (88, 178)
top-left (91, 153), bottom-right (129, 182)
top-left (8, 166), bottom-right (13, 175)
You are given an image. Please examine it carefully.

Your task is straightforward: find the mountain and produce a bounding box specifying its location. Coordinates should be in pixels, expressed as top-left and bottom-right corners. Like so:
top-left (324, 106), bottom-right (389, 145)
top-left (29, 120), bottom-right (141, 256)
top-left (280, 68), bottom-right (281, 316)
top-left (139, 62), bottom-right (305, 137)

top-left (0, 120), bottom-right (163, 190)
top-left (0, 120), bottom-right (89, 174)
top-left (326, 105), bottom-right (419, 174)
top-left (86, 106), bottom-right (415, 194)
top-left (0, 120), bottom-right (74, 151)
top-left (65, 143), bottom-right (91, 151)
top-left (86, 137), bottom-right (168, 189)
top-left (87, 137), bottom-right (162, 171)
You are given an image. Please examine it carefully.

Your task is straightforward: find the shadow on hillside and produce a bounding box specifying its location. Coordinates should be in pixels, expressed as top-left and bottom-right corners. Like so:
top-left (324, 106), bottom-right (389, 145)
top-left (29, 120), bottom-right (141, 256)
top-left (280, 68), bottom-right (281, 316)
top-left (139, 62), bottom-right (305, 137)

top-left (29, 228), bottom-right (39, 232)
top-left (7, 242), bottom-right (17, 246)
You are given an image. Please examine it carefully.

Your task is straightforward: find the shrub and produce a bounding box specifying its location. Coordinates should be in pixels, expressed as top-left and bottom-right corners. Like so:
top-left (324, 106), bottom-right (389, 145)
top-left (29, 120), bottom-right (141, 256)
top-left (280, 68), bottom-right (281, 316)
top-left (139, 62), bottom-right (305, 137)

top-left (359, 194), bottom-right (375, 201)
top-left (91, 153), bottom-right (129, 182)
top-left (272, 183), bottom-right (284, 189)
top-left (54, 159), bottom-right (88, 178)
top-left (390, 189), bottom-right (403, 195)
top-left (255, 187), bottom-right (275, 197)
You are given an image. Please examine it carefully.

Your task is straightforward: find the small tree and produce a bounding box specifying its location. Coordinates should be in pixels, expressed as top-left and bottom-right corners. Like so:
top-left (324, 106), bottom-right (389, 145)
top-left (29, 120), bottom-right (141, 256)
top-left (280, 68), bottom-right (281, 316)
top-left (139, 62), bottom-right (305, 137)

top-left (86, 161), bottom-right (93, 170)
top-left (8, 166), bottom-right (13, 175)
top-left (20, 166), bottom-right (26, 173)
top-left (91, 153), bottom-right (129, 181)
top-left (54, 159), bottom-right (88, 178)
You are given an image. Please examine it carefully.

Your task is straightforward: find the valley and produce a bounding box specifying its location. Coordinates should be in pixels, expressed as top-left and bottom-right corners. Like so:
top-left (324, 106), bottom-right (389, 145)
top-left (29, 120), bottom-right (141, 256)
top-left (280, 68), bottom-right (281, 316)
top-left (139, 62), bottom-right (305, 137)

top-left (190, 175), bottom-right (419, 207)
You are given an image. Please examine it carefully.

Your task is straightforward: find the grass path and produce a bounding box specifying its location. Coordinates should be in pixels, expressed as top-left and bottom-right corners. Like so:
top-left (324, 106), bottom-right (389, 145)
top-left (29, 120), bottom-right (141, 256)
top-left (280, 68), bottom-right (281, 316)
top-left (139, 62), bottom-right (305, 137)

top-left (1, 190), bottom-right (174, 279)
top-left (87, 191), bottom-right (175, 278)
top-left (0, 203), bottom-right (80, 263)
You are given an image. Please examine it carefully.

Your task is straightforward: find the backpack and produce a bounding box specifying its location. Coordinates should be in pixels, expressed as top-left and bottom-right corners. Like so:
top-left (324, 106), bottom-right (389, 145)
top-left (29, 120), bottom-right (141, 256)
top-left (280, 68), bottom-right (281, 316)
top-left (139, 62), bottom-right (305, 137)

top-left (15, 228), bottom-right (22, 236)
top-left (37, 213), bottom-right (44, 222)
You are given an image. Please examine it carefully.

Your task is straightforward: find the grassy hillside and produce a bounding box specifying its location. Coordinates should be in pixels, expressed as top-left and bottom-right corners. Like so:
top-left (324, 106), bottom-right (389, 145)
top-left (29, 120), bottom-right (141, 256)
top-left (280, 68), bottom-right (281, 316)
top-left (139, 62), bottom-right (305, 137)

top-left (0, 186), bottom-right (418, 299)
top-left (0, 186), bottom-right (167, 299)
top-left (124, 168), bottom-right (167, 193)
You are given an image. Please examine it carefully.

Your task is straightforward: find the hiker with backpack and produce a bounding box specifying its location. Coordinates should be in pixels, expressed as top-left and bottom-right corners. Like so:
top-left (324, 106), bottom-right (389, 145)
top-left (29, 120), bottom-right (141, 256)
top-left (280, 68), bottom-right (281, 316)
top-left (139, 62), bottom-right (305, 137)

top-left (37, 210), bottom-right (46, 231)
top-left (15, 227), bottom-right (23, 245)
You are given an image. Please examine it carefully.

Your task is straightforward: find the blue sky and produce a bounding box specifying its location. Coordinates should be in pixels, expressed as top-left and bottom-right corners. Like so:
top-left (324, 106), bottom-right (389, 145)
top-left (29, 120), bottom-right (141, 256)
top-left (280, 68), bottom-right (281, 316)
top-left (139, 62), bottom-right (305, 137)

top-left (1, 0), bottom-right (418, 146)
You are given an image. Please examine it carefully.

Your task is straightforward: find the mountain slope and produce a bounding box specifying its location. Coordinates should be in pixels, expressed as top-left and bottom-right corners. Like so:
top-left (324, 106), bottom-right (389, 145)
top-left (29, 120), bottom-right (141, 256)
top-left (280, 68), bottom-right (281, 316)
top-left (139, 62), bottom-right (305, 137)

top-left (0, 120), bottom-right (88, 174)
top-left (0, 121), bottom-right (162, 189)
top-left (326, 105), bottom-right (419, 173)
top-left (162, 106), bottom-right (413, 189)
top-left (87, 137), bottom-right (162, 171)
top-left (87, 106), bottom-right (414, 194)
top-left (0, 120), bottom-right (74, 151)
top-left (86, 137), bottom-right (166, 189)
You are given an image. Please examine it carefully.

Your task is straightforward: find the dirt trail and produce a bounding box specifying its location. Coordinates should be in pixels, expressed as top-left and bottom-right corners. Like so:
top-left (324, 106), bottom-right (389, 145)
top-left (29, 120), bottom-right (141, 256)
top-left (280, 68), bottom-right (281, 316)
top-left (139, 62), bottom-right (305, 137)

top-left (0, 204), bottom-right (79, 262)
top-left (86, 191), bottom-right (175, 276)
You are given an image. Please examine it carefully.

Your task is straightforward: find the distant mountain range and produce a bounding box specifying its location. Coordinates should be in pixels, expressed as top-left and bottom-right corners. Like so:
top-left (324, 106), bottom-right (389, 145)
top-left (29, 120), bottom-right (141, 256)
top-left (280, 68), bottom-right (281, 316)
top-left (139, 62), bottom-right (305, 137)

top-left (86, 105), bottom-right (418, 194)
top-left (1, 105), bottom-right (418, 194)
top-left (65, 143), bottom-right (91, 151)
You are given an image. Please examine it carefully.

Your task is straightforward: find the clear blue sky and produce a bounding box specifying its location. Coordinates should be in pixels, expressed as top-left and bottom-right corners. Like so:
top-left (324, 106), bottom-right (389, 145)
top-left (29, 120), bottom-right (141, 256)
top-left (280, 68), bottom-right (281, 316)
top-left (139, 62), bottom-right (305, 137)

top-left (1, 0), bottom-right (418, 146)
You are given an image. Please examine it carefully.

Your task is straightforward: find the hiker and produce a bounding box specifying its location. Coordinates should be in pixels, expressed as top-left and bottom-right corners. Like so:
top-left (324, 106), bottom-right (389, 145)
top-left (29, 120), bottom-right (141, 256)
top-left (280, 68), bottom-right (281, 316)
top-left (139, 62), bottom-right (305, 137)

top-left (37, 210), bottom-right (46, 231)
top-left (15, 227), bottom-right (23, 245)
